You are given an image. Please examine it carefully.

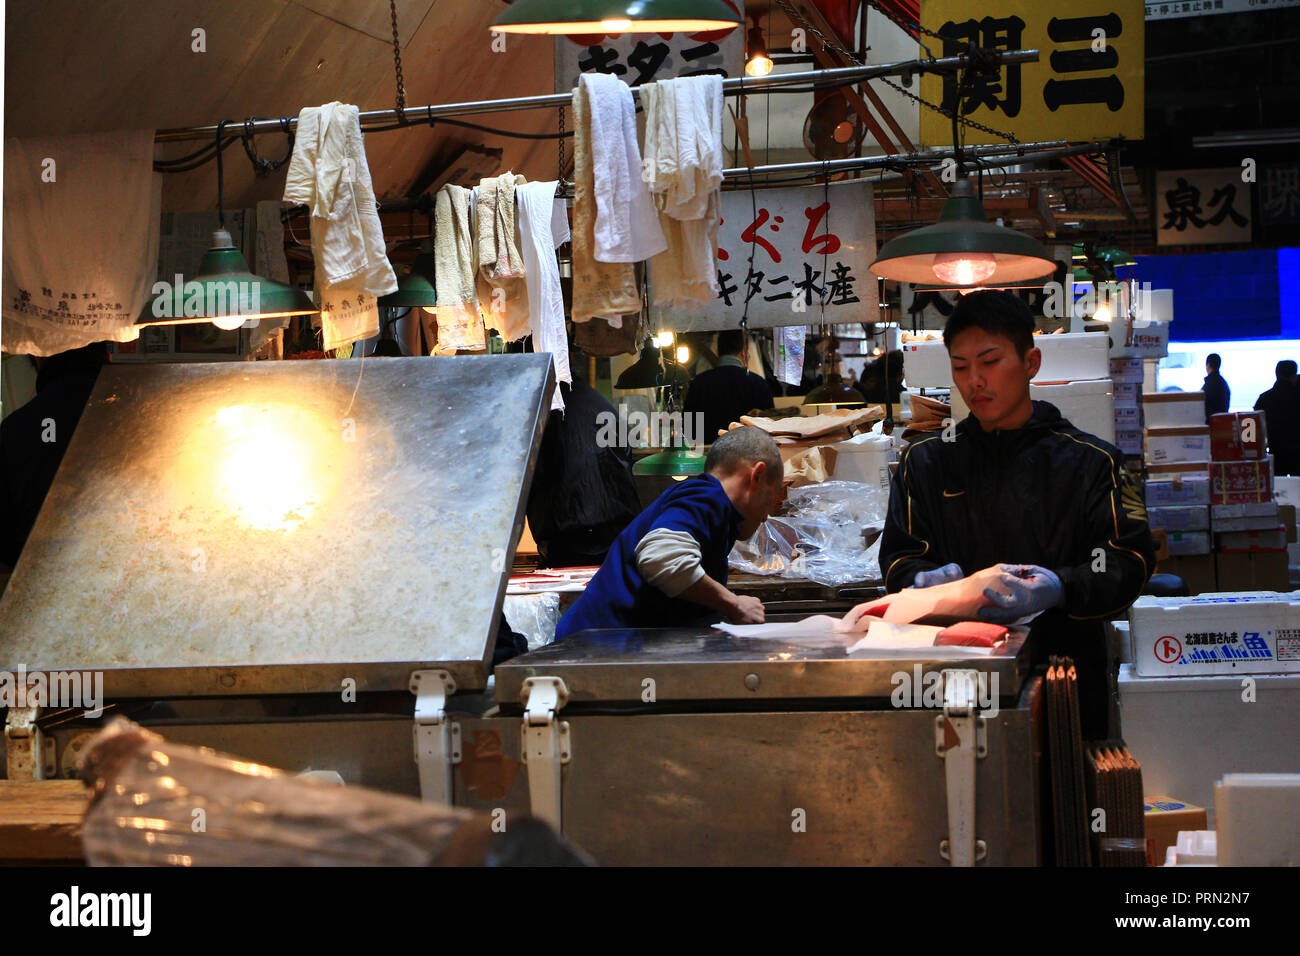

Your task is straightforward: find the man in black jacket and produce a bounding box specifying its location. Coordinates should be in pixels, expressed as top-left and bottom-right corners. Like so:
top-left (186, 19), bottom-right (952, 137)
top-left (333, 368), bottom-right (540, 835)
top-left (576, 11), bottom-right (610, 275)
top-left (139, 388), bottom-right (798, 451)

top-left (1254, 360), bottom-right (1299, 476)
top-left (879, 291), bottom-right (1154, 738)
top-left (683, 330), bottom-right (774, 441)
top-left (1203, 352), bottom-right (1230, 421)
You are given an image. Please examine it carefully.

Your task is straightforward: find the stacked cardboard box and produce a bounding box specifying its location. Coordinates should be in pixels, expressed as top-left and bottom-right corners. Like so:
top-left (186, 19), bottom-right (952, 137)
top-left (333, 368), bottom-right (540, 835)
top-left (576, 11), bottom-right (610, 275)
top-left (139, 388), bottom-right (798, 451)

top-left (1142, 393), bottom-right (1211, 560)
top-left (1109, 358), bottom-right (1144, 455)
top-left (1208, 412), bottom-right (1288, 589)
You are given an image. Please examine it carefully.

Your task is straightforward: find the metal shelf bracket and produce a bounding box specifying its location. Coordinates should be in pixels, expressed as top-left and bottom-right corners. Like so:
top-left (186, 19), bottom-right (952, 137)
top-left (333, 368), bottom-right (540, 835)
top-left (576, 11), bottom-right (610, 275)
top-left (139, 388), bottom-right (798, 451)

top-left (935, 669), bottom-right (989, 866)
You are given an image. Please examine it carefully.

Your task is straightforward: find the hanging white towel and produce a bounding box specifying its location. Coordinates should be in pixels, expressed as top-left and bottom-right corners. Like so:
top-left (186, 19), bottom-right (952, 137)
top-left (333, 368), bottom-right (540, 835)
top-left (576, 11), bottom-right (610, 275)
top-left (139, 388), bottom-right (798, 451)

top-left (641, 76), bottom-right (724, 307)
top-left (282, 102), bottom-right (396, 350)
top-left (283, 102), bottom-right (397, 295)
top-left (432, 183), bottom-right (486, 352)
top-left (570, 83), bottom-right (641, 324)
top-left (3, 129), bottom-right (161, 356)
top-left (580, 72), bottom-right (666, 263)
top-left (475, 172), bottom-right (530, 342)
top-left (517, 181), bottom-right (572, 412)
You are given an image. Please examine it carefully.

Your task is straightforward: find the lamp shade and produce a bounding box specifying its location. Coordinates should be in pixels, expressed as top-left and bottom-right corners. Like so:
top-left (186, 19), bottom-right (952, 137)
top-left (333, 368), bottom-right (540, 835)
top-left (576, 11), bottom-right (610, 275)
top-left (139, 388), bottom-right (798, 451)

top-left (633, 448), bottom-right (706, 477)
top-left (491, 0), bottom-right (742, 34)
top-left (870, 179), bottom-right (1055, 286)
top-left (379, 245), bottom-right (437, 309)
top-left (137, 230), bottom-right (317, 327)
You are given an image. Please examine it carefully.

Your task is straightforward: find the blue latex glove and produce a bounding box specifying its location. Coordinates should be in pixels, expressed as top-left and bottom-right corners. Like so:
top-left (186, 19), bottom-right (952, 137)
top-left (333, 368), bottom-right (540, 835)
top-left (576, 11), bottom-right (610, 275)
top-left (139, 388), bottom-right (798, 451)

top-left (977, 564), bottom-right (1064, 624)
top-left (911, 562), bottom-right (964, 589)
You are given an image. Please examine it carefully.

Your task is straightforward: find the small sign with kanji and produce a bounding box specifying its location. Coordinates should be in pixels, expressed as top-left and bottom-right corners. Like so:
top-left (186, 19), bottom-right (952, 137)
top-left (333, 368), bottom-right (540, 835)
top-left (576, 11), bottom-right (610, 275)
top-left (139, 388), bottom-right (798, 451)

top-left (649, 180), bottom-right (879, 332)
top-left (919, 0), bottom-right (1145, 146)
top-left (1156, 168), bottom-right (1252, 246)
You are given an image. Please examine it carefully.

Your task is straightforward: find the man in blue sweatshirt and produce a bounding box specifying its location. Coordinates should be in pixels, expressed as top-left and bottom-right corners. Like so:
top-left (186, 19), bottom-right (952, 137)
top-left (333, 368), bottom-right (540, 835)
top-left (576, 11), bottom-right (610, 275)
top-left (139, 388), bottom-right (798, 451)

top-left (555, 426), bottom-right (785, 638)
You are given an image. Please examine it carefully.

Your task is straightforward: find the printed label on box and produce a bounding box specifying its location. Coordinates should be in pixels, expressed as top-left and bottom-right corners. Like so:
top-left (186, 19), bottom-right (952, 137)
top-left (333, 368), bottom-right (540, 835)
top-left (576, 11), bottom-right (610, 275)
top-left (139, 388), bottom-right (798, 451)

top-left (1278, 630), bottom-right (1300, 662)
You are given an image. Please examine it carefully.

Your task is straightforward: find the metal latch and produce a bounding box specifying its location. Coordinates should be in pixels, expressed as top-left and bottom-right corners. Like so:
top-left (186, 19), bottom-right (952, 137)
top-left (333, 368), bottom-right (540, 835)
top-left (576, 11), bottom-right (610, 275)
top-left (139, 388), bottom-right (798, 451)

top-left (935, 669), bottom-right (988, 866)
top-left (5, 706), bottom-right (44, 782)
top-left (410, 670), bottom-right (461, 805)
top-left (520, 677), bottom-right (571, 830)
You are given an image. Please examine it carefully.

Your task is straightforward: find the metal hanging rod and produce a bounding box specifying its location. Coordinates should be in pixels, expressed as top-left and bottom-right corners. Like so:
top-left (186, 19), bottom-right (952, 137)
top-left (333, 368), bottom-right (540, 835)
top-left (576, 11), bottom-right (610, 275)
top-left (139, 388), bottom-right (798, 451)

top-left (720, 139), bottom-right (1114, 181)
top-left (155, 50), bottom-right (1039, 143)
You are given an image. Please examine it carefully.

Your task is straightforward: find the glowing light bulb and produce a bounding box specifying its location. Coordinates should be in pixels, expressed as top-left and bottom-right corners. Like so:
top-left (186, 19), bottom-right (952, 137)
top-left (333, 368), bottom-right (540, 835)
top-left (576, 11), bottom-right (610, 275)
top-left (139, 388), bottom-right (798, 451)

top-left (932, 253), bottom-right (997, 286)
top-left (745, 53), bottom-right (773, 77)
top-left (211, 313), bottom-right (246, 331)
top-left (600, 18), bottom-right (632, 31)
top-left (671, 474), bottom-right (689, 481)
top-left (1094, 304), bottom-right (1113, 323)
top-left (676, 345), bottom-right (691, 364)
top-left (654, 331), bottom-right (675, 348)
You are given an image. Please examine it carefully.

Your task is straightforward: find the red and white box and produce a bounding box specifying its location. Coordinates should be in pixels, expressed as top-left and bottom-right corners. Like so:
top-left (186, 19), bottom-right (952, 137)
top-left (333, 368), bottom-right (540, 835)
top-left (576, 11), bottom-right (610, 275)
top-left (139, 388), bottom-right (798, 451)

top-left (1145, 426), bottom-right (1211, 465)
top-left (1210, 457), bottom-right (1274, 505)
top-left (1130, 591), bottom-right (1300, 677)
top-left (1210, 411), bottom-right (1268, 462)
top-left (1217, 526), bottom-right (1289, 552)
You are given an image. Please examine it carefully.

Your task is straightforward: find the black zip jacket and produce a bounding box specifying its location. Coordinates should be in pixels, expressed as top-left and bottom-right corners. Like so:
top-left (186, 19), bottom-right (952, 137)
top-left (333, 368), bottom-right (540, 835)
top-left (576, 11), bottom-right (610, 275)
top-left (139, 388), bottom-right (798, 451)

top-left (879, 401), bottom-right (1155, 737)
top-left (881, 401), bottom-right (1154, 616)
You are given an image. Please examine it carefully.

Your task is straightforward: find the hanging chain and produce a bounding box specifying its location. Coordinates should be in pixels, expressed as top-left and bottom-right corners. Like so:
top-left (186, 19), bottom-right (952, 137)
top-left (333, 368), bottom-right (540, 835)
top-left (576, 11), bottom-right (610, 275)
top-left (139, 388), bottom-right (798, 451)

top-left (390, 0), bottom-right (407, 124)
top-left (775, 0), bottom-right (1020, 144)
top-left (557, 104), bottom-right (567, 182)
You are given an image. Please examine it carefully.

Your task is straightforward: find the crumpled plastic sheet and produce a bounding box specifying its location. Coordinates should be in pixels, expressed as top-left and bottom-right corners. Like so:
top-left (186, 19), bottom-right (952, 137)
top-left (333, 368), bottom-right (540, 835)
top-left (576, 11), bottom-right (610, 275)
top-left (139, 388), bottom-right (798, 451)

top-left (729, 480), bottom-right (888, 587)
top-left (504, 592), bottom-right (563, 650)
top-left (77, 718), bottom-right (590, 866)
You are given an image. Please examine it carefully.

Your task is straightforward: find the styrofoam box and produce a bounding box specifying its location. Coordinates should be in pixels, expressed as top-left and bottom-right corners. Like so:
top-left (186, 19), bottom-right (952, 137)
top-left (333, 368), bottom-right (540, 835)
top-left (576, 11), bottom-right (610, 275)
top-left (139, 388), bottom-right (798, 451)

top-left (1147, 474), bottom-right (1211, 506)
top-left (1113, 381), bottom-right (1141, 402)
top-left (1145, 427), bottom-right (1212, 464)
top-left (903, 332), bottom-right (1109, 387)
top-left (1165, 530), bottom-right (1211, 555)
top-left (950, 377), bottom-right (1114, 444)
top-left (1143, 391), bottom-right (1206, 428)
top-left (1130, 591), bottom-right (1300, 676)
top-left (1215, 774), bottom-right (1300, 866)
top-left (1149, 505), bottom-right (1210, 532)
top-left (1212, 501), bottom-right (1279, 520)
top-left (1112, 318), bottom-right (1172, 359)
top-left (1110, 357), bottom-right (1144, 383)
top-left (1114, 403), bottom-right (1141, 427)
top-left (1116, 429), bottom-right (1142, 455)
top-left (1218, 526), bottom-right (1289, 551)
top-left (1118, 665), bottom-right (1300, 825)
top-left (1274, 476), bottom-right (1300, 506)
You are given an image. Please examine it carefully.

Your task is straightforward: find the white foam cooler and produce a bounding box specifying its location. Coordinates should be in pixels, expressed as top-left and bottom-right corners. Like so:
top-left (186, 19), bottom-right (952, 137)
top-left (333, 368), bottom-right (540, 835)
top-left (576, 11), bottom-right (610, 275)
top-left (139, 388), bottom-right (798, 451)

top-left (949, 377), bottom-right (1115, 443)
top-left (1129, 591), bottom-right (1300, 676)
top-left (902, 332), bottom-right (1109, 387)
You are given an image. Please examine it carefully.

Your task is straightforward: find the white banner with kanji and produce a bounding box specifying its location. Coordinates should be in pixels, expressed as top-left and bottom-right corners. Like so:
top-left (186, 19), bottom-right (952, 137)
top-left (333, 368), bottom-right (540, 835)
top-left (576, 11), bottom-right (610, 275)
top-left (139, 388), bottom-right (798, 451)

top-left (649, 180), bottom-right (879, 332)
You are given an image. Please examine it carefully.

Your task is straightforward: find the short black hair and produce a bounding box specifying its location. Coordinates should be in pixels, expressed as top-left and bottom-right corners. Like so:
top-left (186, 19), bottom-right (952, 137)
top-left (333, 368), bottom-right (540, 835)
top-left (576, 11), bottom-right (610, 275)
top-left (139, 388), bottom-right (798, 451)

top-left (705, 426), bottom-right (781, 482)
top-left (716, 330), bottom-right (746, 357)
top-left (942, 290), bottom-right (1036, 358)
top-left (1278, 360), bottom-right (1298, 379)
top-left (1207, 353), bottom-right (1222, 371)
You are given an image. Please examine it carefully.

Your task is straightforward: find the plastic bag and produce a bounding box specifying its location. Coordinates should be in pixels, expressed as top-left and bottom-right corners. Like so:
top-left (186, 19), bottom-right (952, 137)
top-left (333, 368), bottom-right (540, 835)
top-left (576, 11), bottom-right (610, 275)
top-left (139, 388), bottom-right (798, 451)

top-left (729, 480), bottom-right (888, 587)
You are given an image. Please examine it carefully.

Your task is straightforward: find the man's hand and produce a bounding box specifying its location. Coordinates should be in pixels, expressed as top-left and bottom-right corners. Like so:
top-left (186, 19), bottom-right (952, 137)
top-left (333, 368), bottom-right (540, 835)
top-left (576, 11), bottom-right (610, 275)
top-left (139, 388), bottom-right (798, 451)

top-left (725, 594), bottom-right (766, 625)
top-left (911, 562), bottom-right (963, 589)
top-left (977, 564), bottom-right (1063, 624)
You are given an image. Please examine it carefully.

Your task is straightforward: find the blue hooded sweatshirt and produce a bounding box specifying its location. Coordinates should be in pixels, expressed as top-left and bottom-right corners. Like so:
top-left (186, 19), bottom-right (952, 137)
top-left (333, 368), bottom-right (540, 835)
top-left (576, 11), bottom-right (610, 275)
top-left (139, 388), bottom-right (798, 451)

top-left (554, 473), bottom-right (744, 639)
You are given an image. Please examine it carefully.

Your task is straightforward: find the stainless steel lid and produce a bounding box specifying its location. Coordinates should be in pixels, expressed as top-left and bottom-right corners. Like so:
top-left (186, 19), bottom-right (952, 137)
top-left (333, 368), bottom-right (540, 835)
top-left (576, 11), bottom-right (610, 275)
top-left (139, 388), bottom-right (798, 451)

top-left (495, 626), bottom-right (1030, 707)
top-left (0, 355), bottom-right (554, 697)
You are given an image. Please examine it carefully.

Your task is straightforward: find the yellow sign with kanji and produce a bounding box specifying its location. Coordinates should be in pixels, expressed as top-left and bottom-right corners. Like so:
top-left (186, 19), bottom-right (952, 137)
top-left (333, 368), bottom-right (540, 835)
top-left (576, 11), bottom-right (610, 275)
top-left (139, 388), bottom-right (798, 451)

top-left (918, 0), bottom-right (1145, 146)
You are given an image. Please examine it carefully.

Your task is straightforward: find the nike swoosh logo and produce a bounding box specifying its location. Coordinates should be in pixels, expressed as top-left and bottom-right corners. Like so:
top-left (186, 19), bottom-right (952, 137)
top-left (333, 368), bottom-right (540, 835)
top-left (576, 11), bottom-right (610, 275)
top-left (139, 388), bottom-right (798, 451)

top-left (942, 489), bottom-right (966, 498)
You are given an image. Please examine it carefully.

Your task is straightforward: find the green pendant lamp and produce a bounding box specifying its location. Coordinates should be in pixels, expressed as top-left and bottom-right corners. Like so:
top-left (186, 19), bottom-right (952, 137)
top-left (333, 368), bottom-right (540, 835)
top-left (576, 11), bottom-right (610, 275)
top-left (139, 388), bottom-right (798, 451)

top-left (379, 241), bottom-right (438, 309)
top-left (491, 0), bottom-right (743, 35)
top-left (633, 446), bottom-right (706, 479)
top-left (871, 178), bottom-right (1056, 287)
top-left (137, 229), bottom-right (317, 329)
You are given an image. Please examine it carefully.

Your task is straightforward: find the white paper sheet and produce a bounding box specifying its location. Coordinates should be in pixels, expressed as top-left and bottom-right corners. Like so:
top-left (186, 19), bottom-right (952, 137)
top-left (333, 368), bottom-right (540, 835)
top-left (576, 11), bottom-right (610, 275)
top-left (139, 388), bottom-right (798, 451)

top-left (712, 615), bottom-right (851, 645)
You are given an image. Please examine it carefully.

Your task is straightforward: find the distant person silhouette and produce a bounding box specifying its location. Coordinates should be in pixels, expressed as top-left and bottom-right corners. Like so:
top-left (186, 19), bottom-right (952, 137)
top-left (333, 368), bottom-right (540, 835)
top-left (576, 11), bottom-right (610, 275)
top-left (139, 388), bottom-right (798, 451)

top-left (1203, 352), bottom-right (1230, 421)
top-left (1255, 360), bottom-right (1300, 476)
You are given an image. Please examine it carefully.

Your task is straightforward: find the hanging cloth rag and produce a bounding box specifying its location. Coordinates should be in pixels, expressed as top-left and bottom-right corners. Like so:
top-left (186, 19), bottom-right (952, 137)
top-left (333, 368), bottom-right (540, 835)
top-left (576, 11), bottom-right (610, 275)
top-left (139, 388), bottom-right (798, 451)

top-left (641, 76), bottom-right (725, 307)
top-left (282, 101), bottom-right (397, 349)
top-left (517, 181), bottom-right (572, 411)
top-left (570, 82), bottom-right (641, 324)
top-left (573, 313), bottom-right (643, 358)
top-left (475, 172), bottom-right (531, 342)
top-left (431, 183), bottom-right (486, 352)
top-left (581, 72), bottom-right (667, 263)
top-left (3, 129), bottom-right (161, 356)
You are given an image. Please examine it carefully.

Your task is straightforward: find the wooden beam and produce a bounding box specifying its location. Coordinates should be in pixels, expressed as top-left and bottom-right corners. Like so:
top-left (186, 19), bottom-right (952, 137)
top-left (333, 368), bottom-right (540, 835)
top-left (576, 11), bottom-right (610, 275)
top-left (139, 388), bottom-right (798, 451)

top-left (0, 781), bottom-right (89, 861)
